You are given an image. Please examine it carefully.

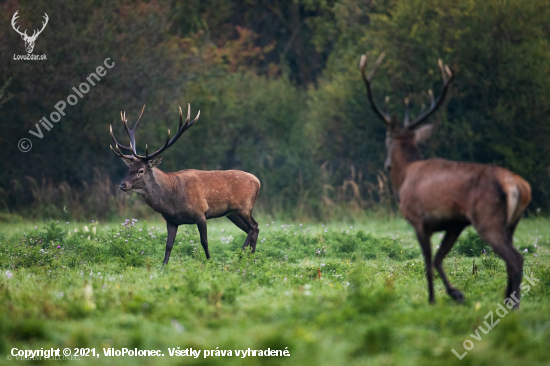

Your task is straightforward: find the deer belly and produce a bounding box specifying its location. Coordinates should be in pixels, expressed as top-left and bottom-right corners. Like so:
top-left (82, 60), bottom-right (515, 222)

top-left (400, 191), bottom-right (469, 228)
top-left (205, 204), bottom-right (232, 219)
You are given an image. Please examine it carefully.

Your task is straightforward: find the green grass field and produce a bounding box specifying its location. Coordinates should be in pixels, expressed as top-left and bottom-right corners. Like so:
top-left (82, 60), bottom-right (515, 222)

top-left (0, 216), bottom-right (549, 365)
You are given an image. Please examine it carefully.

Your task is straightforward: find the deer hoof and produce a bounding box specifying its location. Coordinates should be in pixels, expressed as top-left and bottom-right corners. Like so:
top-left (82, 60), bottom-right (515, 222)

top-left (449, 289), bottom-right (464, 303)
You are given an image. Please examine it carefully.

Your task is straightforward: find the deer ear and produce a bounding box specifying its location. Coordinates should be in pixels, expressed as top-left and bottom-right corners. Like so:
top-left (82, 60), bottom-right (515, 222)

top-left (414, 124), bottom-right (435, 144)
top-left (148, 155), bottom-right (162, 168)
top-left (121, 157), bottom-right (134, 167)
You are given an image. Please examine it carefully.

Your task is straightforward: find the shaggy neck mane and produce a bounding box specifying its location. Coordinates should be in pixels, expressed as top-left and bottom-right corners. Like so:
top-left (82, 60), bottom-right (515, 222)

top-left (391, 140), bottom-right (424, 198)
top-left (139, 168), bottom-right (179, 212)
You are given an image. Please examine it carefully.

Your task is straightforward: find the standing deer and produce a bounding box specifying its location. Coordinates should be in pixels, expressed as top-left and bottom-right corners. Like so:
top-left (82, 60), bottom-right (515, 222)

top-left (360, 52), bottom-right (531, 308)
top-left (11, 11), bottom-right (49, 54)
top-left (109, 104), bottom-right (260, 267)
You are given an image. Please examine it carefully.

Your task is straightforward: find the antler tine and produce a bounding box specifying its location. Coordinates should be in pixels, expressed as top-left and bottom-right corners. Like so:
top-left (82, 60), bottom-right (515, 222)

top-left (403, 97), bottom-right (410, 127)
top-left (109, 144), bottom-right (121, 157)
top-left (11, 11), bottom-right (27, 37)
top-left (119, 106), bottom-right (147, 155)
top-left (110, 144), bottom-right (133, 160)
top-left (121, 111), bottom-right (130, 133)
top-left (438, 59), bottom-right (447, 83)
top-left (188, 109), bottom-right (200, 129)
top-left (115, 144), bottom-right (133, 159)
top-left (384, 96), bottom-right (390, 115)
top-left (145, 105), bottom-right (200, 160)
top-left (110, 124), bottom-right (132, 151)
top-left (178, 105), bottom-right (189, 131)
top-left (134, 104), bottom-right (146, 131)
top-left (367, 52), bottom-right (386, 82)
top-left (359, 52), bottom-right (391, 125)
top-left (407, 59), bottom-right (456, 130)
top-left (32, 13), bottom-right (48, 38)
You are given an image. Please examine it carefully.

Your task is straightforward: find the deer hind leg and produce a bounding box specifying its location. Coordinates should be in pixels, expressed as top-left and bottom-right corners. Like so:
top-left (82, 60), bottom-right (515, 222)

top-left (162, 222), bottom-right (179, 268)
top-left (475, 226), bottom-right (523, 309)
top-left (434, 225), bottom-right (467, 303)
top-left (414, 227), bottom-right (435, 304)
top-left (226, 212), bottom-right (253, 249)
top-left (196, 217), bottom-right (211, 259)
top-left (236, 212), bottom-right (259, 253)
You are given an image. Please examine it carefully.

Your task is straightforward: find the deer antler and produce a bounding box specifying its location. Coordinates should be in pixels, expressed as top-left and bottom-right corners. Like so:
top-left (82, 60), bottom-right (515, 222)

top-left (11, 11), bottom-right (28, 38)
top-left (360, 52), bottom-right (456, 130)
top-left (359, 52), bottom-right (391, 125)
top-left (11, 11), bottom-right (48, 40)
top-left (407, 59), bottom-right (455, 129)
top-left (28, 13), bottom-right (48, 40)
top-left (109, 144), bottom-right (134, 160)
top-left (109, 104), bottom-right (200, 161)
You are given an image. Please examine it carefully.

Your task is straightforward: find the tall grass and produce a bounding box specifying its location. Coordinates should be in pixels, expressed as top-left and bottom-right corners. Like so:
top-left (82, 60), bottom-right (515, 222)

top-left (0, 169), bottom-right (155, 222)
top-left (0, 165), bottom-right (397, 222)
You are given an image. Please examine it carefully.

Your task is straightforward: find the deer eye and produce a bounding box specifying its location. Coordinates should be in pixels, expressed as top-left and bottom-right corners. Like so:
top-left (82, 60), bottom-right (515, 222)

top-left (138, 169), bottom-right (145, 175)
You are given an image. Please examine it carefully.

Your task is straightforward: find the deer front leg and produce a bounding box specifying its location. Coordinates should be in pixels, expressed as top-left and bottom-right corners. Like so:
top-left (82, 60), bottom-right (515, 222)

top-left (415, 227), bottom-right (435, 304)
top-left (196, 217), bottom-right (211, 259)
top-left (162, 222), bottom-right (178, 268)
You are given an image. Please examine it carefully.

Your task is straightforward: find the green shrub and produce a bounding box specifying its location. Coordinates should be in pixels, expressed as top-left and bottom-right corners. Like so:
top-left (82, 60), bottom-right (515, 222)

top-left (455, 229), bottom-right (489, 257)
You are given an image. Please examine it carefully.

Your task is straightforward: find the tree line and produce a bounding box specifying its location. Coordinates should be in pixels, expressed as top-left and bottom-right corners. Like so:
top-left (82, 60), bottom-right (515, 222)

top-left (0, 0), bottom-right (549, 220)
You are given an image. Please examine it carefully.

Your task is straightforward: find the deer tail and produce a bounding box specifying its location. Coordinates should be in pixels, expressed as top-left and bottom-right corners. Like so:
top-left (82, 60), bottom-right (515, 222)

top-left (501, 175), bottom-right (531, 226)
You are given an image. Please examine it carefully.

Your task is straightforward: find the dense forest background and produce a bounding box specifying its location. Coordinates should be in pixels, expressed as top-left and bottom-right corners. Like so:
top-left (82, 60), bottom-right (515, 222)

top-left (0, 0), bottom-right (549, 221)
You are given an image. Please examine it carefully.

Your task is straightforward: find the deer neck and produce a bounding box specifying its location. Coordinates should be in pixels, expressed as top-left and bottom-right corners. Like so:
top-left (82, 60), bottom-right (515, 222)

top-left (139, 168), bottom-right (178, 213)
top-left (390, 141), bottom-right (424, 198)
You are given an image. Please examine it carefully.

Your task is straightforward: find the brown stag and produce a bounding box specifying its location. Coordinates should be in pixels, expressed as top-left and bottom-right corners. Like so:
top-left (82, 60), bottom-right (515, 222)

top-left (109, 104), bottom-right (261, 267)
top-left (359, 52), bottom-right (531, 307)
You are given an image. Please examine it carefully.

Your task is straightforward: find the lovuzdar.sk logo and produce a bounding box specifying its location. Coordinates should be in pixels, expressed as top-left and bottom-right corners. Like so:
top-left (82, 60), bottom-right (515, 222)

top-left (11, 10), bottom-right (48, 61)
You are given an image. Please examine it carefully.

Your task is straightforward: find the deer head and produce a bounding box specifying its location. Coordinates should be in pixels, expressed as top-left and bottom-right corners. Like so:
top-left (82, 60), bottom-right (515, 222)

top-left (359, 52), bottom-right (456, 171)
top-left (109, 104), bottom-right (200, 192)
top-left (11, 11), bottom-right (49, 54)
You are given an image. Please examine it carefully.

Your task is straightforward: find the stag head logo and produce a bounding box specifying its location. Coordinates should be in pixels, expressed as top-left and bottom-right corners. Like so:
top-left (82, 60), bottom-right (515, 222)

top-left (11, 11), bottom-right (49, 54)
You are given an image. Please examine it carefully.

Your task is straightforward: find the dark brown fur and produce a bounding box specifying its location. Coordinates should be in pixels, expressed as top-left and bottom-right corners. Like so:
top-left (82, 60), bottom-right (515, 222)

top-left (110, 105), bottom-right (260, 266)
top-left (389, 131), bottom-right (530, 307)
top-left (119, 158), bottom-right (261, 266)
top-left (360, 52), bottom-right (531, 307)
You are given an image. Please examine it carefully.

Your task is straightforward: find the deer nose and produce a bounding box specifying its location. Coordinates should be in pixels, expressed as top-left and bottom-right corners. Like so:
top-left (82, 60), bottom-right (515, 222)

top-left (119, 182), bottom-right (127, 191)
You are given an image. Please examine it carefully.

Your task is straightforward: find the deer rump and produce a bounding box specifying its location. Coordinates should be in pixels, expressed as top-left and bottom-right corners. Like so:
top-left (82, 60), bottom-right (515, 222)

top-left (399, 158), bottom-right (531, 231)
top-left (157, 169), bottom-right (261, 224)
top-left (359, 51), bottom-right (532, 307)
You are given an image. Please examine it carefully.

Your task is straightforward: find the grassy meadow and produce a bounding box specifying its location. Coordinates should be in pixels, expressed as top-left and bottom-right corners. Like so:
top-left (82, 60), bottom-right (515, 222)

top-left (0, 216), bottom-right (549, 365)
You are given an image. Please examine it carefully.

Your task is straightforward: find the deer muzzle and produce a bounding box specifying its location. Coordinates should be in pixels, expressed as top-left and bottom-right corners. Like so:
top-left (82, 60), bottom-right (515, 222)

top-left (119, 182), bottom-right (131, 191)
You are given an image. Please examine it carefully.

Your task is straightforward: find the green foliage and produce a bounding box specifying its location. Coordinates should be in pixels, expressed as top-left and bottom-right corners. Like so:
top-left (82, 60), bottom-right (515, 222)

top-left (480, 253), bottom-right (501, 273)
top-left (455, 229), bottom-right (489, 257)
top-left (307, 0), bottom-right (550, 214)
top-left (520, 242), bottom-right (537, 254)
top-left (0, 218), bottom-right (548, 364)
top-left (1, 0), bottom-right (550, 221)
